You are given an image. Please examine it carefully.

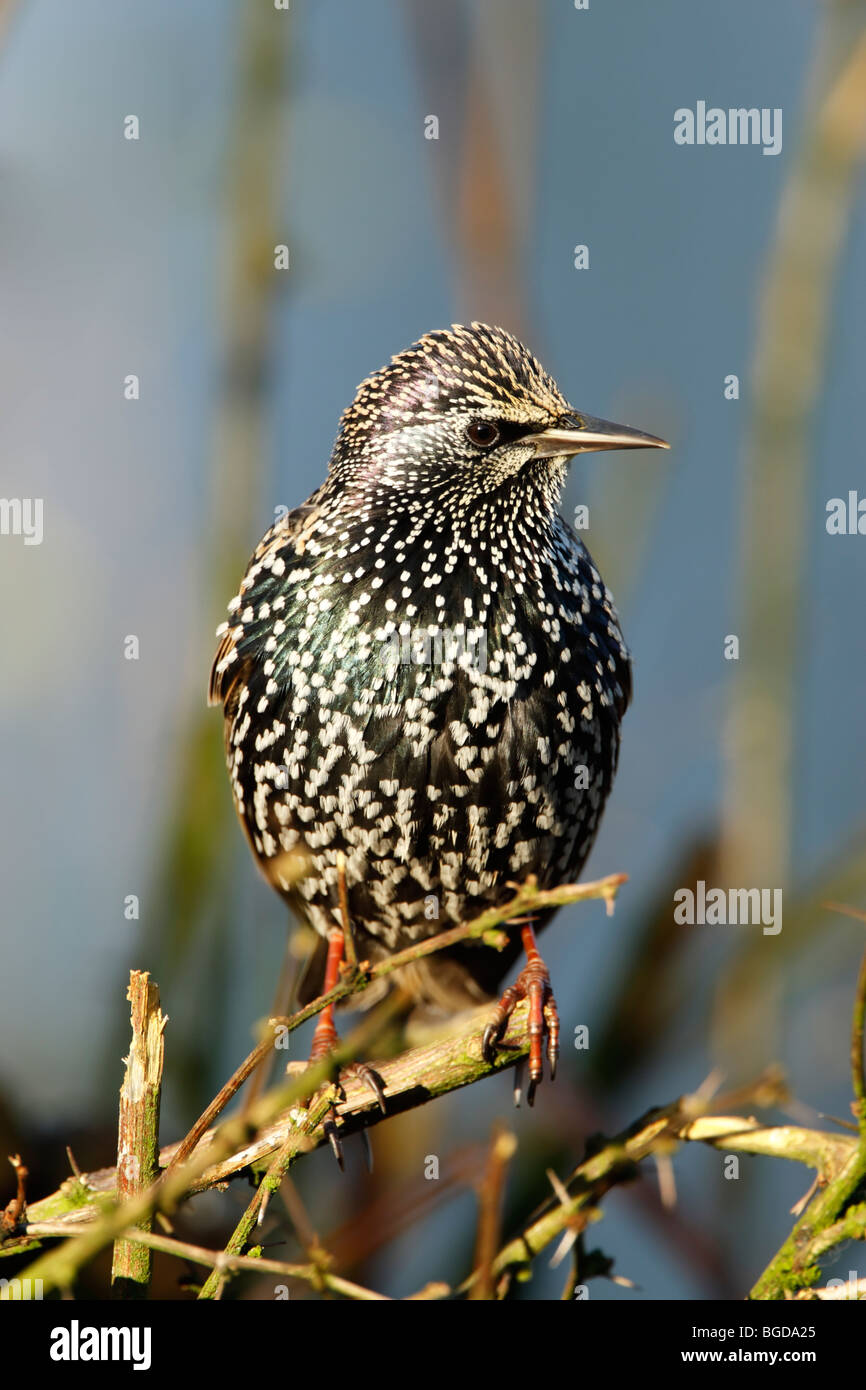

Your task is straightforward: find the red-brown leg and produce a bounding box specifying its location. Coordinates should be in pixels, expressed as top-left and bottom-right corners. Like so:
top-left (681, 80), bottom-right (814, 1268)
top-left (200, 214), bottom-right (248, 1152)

top-left (482, 923), bottom-right (559, 1106)
top-left (307, 929), bottom-right (385, 1167)
top-left (308, 929), bottom-right (345, 1062)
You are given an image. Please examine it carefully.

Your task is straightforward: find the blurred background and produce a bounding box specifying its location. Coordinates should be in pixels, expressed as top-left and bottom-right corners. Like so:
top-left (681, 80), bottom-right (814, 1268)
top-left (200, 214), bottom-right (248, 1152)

top-left (1, 0), bottom-right (866, 1299)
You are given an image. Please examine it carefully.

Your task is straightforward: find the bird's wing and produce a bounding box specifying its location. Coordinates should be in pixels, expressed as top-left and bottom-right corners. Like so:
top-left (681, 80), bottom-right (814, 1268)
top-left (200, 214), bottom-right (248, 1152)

top-left (552, 512), bottom-right (632, 720)
top-left (208, 488), bottom-right (327, 712)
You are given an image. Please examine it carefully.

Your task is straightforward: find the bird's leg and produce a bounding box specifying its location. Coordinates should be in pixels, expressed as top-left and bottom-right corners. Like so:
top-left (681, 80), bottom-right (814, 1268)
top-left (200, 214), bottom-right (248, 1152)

top-left (308, 928), bottom-right (345, 1061)
top-left (307, 916), bottom-right (386, 1168)
top-left (482, 922), bottom-right (559, 1107)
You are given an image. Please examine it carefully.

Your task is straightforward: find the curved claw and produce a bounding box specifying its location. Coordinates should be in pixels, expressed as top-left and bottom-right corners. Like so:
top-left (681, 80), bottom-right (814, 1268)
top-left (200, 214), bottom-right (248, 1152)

top-left (343, 1060), bottom-right (387, 1115)
top-left (323, 1106), bottom-right (346, 1170)
top-left (312, 1061), bottom-right (387, 1172)
top-left (482, 924), bottom-right (560, 1105)
top-left (481, 1018), bottom-right (501, 1066)
top-left (545, 997), bottom-right (560, 1081)
top-left (482, 980), bottom-right (523, 1066)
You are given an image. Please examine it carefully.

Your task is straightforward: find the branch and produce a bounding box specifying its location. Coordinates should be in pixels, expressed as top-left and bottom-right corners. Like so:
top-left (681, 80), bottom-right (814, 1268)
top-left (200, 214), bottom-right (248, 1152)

top-left (1, 993), bottom-right (404, 1296)
top-left (749, 1141), bottom-right (866, 1299)
top-left (7, 872), bottom-right (861, 1302)
top-left (110, 971), bottom-right (166, 1298)
top-left (14, 997), bottom-right (533, 1249)
top-left (678, 1115), bottom-right (855, 1174)
top-left (14, 1056), bottom-right (856, 1302)
top-left (462, 1077), bottom-right (857, 1295)
top-left (749, 937), bottom-right (866, 1299)
top-left (0, 1156), bottom-right (28, 1237)
top-left (469, 1124), bottom-right (517, 1300)
top-left (2, 871), bottom-right (626, 1253)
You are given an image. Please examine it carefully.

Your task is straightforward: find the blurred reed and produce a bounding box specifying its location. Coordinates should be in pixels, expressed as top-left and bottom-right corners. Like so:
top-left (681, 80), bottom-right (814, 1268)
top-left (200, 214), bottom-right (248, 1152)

top-left (717, 3), bottom-right (866, 1072)
top-left (127, 2), bottom-right (294, 1108)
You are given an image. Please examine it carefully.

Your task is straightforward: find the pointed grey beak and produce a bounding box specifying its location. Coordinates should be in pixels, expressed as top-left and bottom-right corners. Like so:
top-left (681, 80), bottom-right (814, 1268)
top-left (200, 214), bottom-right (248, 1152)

top-left (529, 411), bottom-right (670, 458)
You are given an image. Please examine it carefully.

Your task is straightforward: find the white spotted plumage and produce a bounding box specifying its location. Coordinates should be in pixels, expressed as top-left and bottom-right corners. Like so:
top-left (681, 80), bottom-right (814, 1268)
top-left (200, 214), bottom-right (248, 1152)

top-left (210, 324), bottom-right (631, 1008)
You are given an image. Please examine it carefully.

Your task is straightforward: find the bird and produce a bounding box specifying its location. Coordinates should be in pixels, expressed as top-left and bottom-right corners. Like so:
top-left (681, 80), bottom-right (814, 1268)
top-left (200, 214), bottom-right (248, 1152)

top-left (209, 322), bottom-right (668, 1114)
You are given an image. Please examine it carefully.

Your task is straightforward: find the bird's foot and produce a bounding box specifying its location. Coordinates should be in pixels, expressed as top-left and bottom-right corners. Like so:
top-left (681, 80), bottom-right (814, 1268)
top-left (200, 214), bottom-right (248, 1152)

top-left (307, 1036), bottom-right (386, 1170)
top-left (481, 924), bottom-right (559, 1106)
top-left (306, 923), bottom-right (386, 1167)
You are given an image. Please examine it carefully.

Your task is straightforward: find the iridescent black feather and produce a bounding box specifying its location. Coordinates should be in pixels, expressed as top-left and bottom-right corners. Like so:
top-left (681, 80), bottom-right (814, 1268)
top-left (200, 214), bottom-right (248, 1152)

top-left (210, 324), bottom-right (632, 1011)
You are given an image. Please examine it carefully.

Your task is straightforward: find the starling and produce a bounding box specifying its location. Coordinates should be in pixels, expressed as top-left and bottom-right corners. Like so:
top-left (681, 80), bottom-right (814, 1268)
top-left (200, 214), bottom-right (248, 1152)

top-left (210, 323), bottom-right (668, 1105)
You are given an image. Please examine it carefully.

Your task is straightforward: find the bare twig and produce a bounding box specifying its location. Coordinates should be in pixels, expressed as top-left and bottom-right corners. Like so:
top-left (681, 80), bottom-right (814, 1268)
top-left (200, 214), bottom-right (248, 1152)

top-left (469, 1124), bottom-right (517, 1300)
top-left (163, 1016), bottom-right (293, 1179)
top-left (152, 873), bottom-right (622, 1186)
top-left (0, 1155), bottom-right (28, 1236)
top-left (305, 871), bottom-right (628, 1019)
top-left (10, 867), bottom-right (864, 1302)
top-left (110, 971), bottom-right (166, 1298)
top-left (10, 1054), bottom-right (861, 1301)
top-left (111, 1227), bottom-right (389, 1301)
top-left (750, 1142), bottom-right (866, 1300)
top-left (462, 1077), bottom-right (854, 1297)
top-left (3, 996), bottom-right (402, 1298)
top-left (749, 923), bottom-right (866, 1298)
top-left (11, 995), bottom-right (537, 1255)
top-left (197, 1087), bottom-right (338, 1300)
top-left (678, 1114), bottom-right (854, 1173)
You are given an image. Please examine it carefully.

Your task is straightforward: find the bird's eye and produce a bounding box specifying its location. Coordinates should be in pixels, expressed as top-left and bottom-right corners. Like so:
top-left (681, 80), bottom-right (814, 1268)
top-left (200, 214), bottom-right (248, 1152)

top-left (465, 420), bottom-right (500, 449)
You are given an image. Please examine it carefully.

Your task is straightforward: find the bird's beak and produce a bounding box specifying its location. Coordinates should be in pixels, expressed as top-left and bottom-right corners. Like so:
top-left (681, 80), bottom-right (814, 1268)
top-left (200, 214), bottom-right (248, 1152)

top-left (529, 411), bottom-right (670, 458)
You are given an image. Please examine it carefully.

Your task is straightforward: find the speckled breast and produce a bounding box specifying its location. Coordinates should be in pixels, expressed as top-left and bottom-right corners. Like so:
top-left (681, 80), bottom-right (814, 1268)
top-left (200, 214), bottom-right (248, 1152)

top-left (222, 507), bottom-right (630, 953)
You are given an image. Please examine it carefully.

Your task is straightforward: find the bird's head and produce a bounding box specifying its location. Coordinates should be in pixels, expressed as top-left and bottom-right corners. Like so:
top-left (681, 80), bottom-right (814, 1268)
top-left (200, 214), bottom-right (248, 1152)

top-left (331, 322), bottom-right (668, 503)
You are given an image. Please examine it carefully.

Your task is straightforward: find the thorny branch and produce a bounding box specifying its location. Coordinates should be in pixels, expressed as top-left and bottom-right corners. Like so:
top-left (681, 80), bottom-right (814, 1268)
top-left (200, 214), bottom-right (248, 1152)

top-left (0, 876), bottom-right (621, 1294)
top-left (3, 875), bottom-right (866, 1301)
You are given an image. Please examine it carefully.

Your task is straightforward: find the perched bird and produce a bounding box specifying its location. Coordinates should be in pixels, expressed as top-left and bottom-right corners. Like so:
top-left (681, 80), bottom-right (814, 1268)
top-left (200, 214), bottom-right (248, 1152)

top-left (210, 323), bottom-right (667, 1107)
